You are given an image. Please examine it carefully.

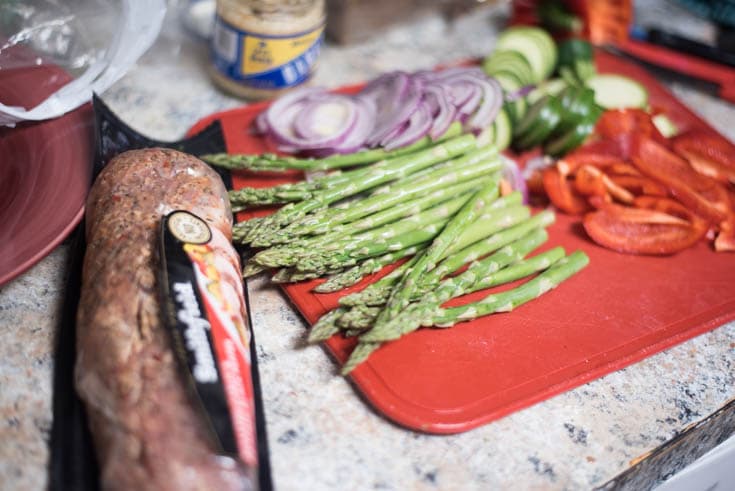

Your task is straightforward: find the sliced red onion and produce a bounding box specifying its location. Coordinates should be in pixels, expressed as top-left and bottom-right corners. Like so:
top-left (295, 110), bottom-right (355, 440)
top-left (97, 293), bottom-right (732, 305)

top-left (365, 76), bottom-right (422, 146)
top-left (382, 101), bottom-right (433, 150)
top-left (423, 84), bottom-right (456, 139)
top-left (432, 66), bottom-right (486, 81)
top-left (465, 75), bottom-right (503, 132)
top-left (506, 84), bottom-right (536, 102)
top-left (253, 111), bottom-right (269, 135)
top-left (293, 94), bottom-right (358, 141)
top-left (501, 156), bottom-right (529, 204)
top-left (328, 96), bottom-right (377, 154)
top-left (456, 85), bottom-right (483, 117)
top-left (446, 80), bottom-right (477, 107)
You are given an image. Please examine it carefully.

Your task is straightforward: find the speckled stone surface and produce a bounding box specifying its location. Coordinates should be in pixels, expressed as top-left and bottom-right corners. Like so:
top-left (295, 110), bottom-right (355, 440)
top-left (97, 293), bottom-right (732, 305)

top-left (1, 2), bottom-right (734, 491)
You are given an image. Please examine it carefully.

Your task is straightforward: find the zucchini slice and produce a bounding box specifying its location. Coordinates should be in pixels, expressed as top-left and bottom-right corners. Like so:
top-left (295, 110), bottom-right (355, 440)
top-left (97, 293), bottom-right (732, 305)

top-left (496, 26), bottom-right (557, 83)
top-left (585, 73), bottom-right (649, 109)
top-left (492, 108), bottom-right (513, 151)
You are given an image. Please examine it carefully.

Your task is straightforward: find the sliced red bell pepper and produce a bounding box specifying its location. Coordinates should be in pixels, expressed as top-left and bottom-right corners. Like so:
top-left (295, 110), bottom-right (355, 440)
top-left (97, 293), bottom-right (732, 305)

top-left (573, 165), bottom-right (607, 197)
top-left (631, 137), bottom-right (733, 224)
top-left (672, 130), bottom-right (735, 184)
top-left (715, 217), bottom-right (735, 252)
top-left (557, 150), bottom-right (627, 175)
top-left (542, 165), bottom-right (591, 215)
top-left (595, 109), bottom-right (668, 159)
top-left (605, 162), bottom-right (642, 177)
top-left (608, 174), bottom-right (669, 197)
top-left (583, 206), bottom-right (705, 255)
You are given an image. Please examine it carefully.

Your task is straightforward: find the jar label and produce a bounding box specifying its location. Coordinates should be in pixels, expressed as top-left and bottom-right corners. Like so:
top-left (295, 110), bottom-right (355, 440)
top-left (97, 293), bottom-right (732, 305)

top-left (211, 15), bottom-right (324, 90)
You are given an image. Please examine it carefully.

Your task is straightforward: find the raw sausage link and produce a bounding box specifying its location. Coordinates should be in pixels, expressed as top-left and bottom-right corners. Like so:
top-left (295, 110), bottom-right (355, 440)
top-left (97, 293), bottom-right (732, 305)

top-left (75, 148), bottom-right (253, 491)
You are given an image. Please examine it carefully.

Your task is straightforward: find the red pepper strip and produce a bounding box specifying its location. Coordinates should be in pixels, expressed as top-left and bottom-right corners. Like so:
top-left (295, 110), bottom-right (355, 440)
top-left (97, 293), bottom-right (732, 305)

top-left (542, 165), bottom-right (591, 215)
top-left (608, 174), bottom-right (669, 197)
top-left (633, 196), bottom-right (698, 221)
top-left (583, 207), bottom-right (704, 255)
top-left (573, 138), bottom-right (628, 159)
top-left (557, 152), bottom-right (627, 176)
top-left (573, 165), bottom-right (607, 197)
top-left (631, 137), bottom-right (733, 224)
top-left (672, 130), bottom-right (735, 184)
top-left (595, 109), bottom-right (668, 142)
top-left (590, 201), bottom-right (691, 226)
top-left (715, 218), bottom-right (735, 252)
top-left (595, 109), bottom-right (668, 159)
top-left (601, 174), bottom-right (635, 204)
top-left (605, 162), bottom-right (641, 177)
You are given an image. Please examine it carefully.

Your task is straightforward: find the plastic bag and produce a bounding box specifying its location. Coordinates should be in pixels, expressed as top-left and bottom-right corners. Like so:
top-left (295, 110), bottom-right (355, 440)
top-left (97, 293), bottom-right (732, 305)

top-left (0, 0), bottom-right (166, 126)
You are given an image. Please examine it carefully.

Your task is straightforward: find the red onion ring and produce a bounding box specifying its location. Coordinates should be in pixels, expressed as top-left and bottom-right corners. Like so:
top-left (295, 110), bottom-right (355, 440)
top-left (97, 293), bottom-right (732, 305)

top-left (423, 84), bottom-right (456, 139)
top-left (382, 101), bottom-right (433, 150)
top-left (501, 156), bottom-right (529, 204)
top-left (506, 84), bottom-right (536, 102)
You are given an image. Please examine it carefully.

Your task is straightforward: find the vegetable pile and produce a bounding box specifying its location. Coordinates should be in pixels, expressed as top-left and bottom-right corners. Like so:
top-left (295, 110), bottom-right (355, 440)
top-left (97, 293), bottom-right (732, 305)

top-left (203, 21), bottom-right (735, 376)
top-left (535, 108), bottom-right (735, 254)
top-left (206, 131), bottom-right (588, 373)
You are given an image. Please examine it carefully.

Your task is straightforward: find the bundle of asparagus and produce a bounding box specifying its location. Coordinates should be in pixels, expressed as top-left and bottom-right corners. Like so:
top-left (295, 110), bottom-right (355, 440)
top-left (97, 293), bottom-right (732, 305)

top-left (206, 134), bottom-right (589, 374)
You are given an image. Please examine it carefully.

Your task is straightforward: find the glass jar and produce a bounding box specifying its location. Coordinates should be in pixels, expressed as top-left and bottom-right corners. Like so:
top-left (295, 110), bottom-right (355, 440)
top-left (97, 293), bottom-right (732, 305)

top-left (210, 0), bottom-right (325, 100)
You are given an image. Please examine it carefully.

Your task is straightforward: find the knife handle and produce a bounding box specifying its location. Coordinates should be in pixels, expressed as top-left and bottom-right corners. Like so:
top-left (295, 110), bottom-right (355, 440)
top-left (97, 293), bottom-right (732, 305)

top-left (646, 28), bottom-right (735, 69)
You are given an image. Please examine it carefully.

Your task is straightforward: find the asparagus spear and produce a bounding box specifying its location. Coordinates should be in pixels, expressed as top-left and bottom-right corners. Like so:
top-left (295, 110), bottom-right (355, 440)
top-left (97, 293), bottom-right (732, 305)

top-left (242, 135), bottom-right (477, 244)
top-left (252, 191), bottom-right (472, 270)
top-left (431, 250), bottom-right (590, 327)
top-left (204, 122), bottom-right (463, 173)
top-left (261, 147), bottom-right (501, 244)
top-left (333, 203), bottom-right (537, 307)
top-left (252, 160), bottom-right (497, 248)
top-left (341, 250), bottom-right (588, 374)
top-left (359, 230), bottom-right (552, 342)
top-left (341, 342), bottom-right (381, 375)
top-left (336, 243), bottom-right (565, 334)
top-left (371, 177), bottom-right (501, 331)
top-left (271, 267), bottom-right (342, 283)
top-left (313, 243), bottom-right (426, 293)
top-left (338, 256), bottom-right (419, 307)
top-left (418, 209), bottom-right (556, 290)
top-left (307, 308), bottom-right (346, 343)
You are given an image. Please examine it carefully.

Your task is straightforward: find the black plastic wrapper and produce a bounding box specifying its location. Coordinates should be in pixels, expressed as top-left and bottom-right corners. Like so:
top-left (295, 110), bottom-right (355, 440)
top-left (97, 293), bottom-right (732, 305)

top-left (48, 95), bottom-right (273, 491)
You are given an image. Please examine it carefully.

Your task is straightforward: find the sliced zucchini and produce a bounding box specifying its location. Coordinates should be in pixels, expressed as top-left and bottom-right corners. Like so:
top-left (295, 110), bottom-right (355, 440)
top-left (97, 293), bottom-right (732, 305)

top-left (527, 78), bottom-right (567, 105)
top-left (483, 49), bottom-right (536, 87)
top-left (492, 108), bottom-right (513, 151)
top-left (495, 26), bottom-right (557, 83)
top-left (585, 73), bottom-right (649, 109)
top-left (491, 70), bottom-right (523, 93)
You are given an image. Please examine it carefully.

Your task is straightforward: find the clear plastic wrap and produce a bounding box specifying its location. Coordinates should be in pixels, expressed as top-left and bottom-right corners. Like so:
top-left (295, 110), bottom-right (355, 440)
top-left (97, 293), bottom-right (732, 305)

top-left (0, 0), bottom-right (166, 126)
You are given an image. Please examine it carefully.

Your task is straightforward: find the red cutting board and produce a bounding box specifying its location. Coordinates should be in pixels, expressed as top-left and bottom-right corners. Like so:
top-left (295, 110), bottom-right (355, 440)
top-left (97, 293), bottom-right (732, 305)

top-left (190, 51), bottom-right (735, 434)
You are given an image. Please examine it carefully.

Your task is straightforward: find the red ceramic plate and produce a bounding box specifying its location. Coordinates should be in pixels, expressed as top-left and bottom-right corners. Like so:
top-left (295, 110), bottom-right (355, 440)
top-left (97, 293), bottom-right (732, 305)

top-left (0, 50), bottom-right (93, 286)
top-left (190, 51), bottom-right (735, 434)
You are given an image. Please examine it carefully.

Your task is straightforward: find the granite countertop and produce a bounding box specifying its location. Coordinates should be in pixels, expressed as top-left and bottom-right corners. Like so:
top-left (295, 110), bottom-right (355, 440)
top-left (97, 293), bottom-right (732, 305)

top-left (1, 2), bottom-right (734, 490)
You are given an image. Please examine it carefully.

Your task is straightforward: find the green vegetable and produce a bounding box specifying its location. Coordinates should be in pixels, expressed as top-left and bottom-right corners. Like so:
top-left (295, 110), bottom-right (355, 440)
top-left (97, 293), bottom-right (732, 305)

top-left (241, 134), bottom-right (478, 245)
top-left (204, 122), bottom-right (463, 173)
top-left (585, 73), bottom-right (650, 109)
top-left (432, 250), bottom-right (589, 327)
top-left (557, 38), bottom-right (596, 83)
top-left (537, 0), bottom-right (583, 34)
